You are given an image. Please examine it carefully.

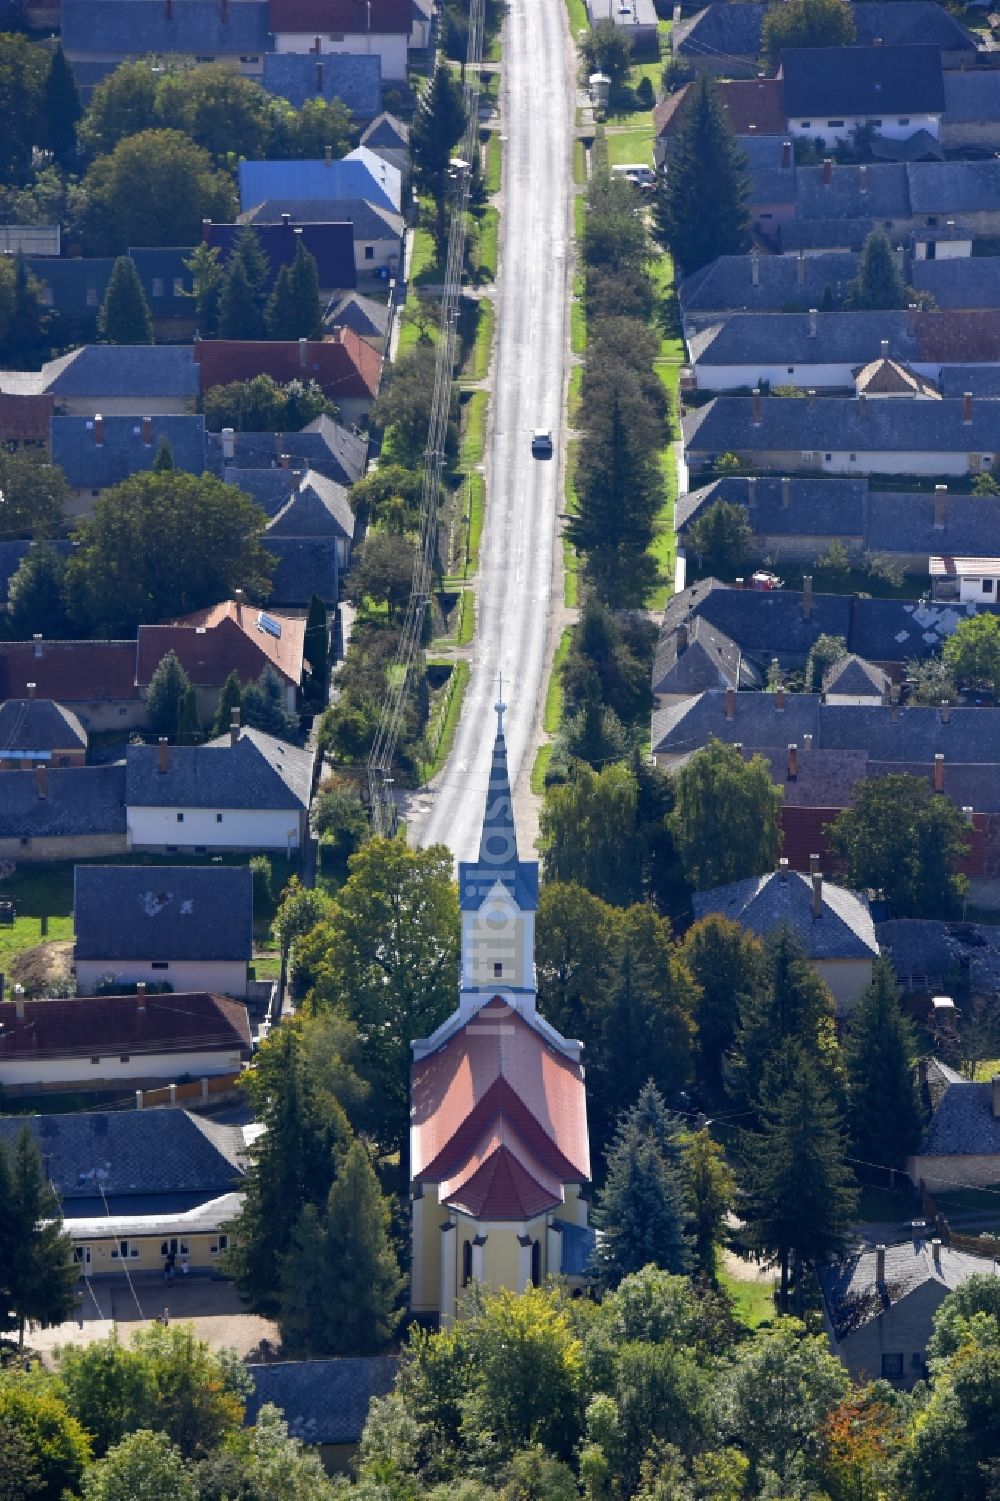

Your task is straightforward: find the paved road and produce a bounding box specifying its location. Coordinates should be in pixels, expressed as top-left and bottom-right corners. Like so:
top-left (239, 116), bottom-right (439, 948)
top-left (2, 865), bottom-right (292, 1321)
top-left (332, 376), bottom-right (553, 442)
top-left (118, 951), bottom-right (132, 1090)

top-left (416, 0), bottom-right (573, 862)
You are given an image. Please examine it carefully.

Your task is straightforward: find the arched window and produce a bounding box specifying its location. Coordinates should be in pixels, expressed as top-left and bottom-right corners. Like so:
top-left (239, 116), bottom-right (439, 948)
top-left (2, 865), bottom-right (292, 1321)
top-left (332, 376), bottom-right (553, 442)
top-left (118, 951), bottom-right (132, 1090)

top-left (531, 1240), bottom-right (541, 1287)
top-left (462, 1239), bottom-right (473, 1287)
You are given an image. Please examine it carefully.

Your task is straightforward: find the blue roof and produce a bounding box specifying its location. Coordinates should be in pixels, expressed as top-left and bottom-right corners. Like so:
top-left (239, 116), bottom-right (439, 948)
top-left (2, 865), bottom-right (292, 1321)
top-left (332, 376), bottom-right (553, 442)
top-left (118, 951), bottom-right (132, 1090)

top-left (45, 345), bottom-right (199, 399)
top-left (74, 863), bottom-right (253, 962)
top-left (238, 156), bottom-right (398, 214)
top-left (265, 535), bottom-right (339, 606)
top-left (62, 0), bottom-right (270, 55)
top-left (51, 414), bottom-right (207, 489)
top-left (244, 1357), bottom-right (399, 1444)
top-left (262, 51), bottom-right (382, 116)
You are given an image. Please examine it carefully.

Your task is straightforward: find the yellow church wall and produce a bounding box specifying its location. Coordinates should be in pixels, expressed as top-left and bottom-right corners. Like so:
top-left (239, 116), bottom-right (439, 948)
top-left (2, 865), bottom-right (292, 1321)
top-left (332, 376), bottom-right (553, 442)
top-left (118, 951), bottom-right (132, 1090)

top-left (562, 1185), bottom-right (589, 1228)
top-left (411, 1186), bottom-right (446, 1313)
top-left (467, 907), bottom-right (527, 989)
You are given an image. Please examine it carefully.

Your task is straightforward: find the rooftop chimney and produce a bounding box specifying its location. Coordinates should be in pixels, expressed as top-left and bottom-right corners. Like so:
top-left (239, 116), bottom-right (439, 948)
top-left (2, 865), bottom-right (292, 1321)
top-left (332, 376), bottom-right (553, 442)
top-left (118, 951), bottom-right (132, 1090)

top-left (807, 388), bottom-right (816, 410)
top-left (158, 737), bottom-right (169, 774)
top-left (32, 634), bottom-right (43, 659)
top-left (822, 158), bottom-right (833, 185)
top-left (748, 476), bottom-right (756, 506)
top-left (280, 452), bottom-right (290, 469)
top-left (802, 574), bottom-right (814, 619)
top-left (725, 687), bottom-right (735, 720)
top-left (324, 144), bottom-right (333, 166)
top-left (812, 870), bottom-right (823, 917)
top-left (202, 218), bottom-right (212, 241)
top-left (752, 388), bottom-right (762, 425)
top-left (787, 742), bottom-right (797, 779)
top-left (940, 701), bottom-right (951, 727)
top-left (315, 58), bottom-right (324, 93)
top-left (963, 391), bottom-right (973, 424)
top-left (751, 249), bottom-right (760, 287)
top-left (781, 476), bottom-right (791, 509)
top-left (299, 336), bottom-right (308, 369)
top-left (136, 981), bottom-right (146, 1014)
top-left (141, 415), bottom-right (152, 447)
top-left (735, 577), bottom-right (744, 589)
top-left (775, 685), bottom-right (785, 710)
top-left (93, 413), bottom-right (103, 446)
top-left (859, 163), bottom-right (868, 194)
top-left (312, 33), bottom-right (320, 51)
top-left (808, 307), bottom-right (818, 338)
top-left (782, 139), bottom-right (791, 170)
top-left (880, 339), bottom-right (889, 360)
top-left (26, 681), bottom-right (35, 699)
top-left (14, 986), bottom-right (24, 1021)
top-left (876, 1244), bottom-right (886, 1285)
top-left (992, 1074), bottom-right (1000, 1118)
top-left (931, 1238), bottom-right (942, 1271)
top-left (281, 212), bottom-right (291, 228)
top-left (797, 251), bottom-right (806, 288)
top-left (676, 622), bottom-right (688, 655)
top-left (221, 426), bottom-right (235, 461)
top-left (858, 391), bottom-right (867, 417)
top-left (779, 856), bottom-right (789, 880)
top-left (906, 301), bottom-right (918, 335)
top-left (934, 751), bottom-right (945, 791)
top-left (804, 733), bottom-right (813, 751)
top-left (230, 707), bottom-right (241, 747)
top-left (234, 587), bottom-right (243, 623)
top-left (34, 764), bottom-right (46, 800)
top-left (810, 851), bottom-right (820, 875)
top-left (911, 1218), bottom-right (927, 1247)
top-left (934, 486), bottom-right (947, 527)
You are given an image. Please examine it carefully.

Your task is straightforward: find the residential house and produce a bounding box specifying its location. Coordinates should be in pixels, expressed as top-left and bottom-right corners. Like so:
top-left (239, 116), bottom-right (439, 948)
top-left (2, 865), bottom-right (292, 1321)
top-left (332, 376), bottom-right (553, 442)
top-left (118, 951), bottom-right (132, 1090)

top-left (929, 554), bottom-right (1000, 604)
top-left (670, 3), bottom-right (767, 78)
top-left (243, 1358), bottom-right (400, 1472)
top-left (51, 413), bottom-right (208, 515)
top-left (410, 706), bottom-right (593, 1325)
top-left (268, 0), bottom-right (413, 79)
top-left (738, 135), bottom-right (798, 236)
top-left (208, 412), bottom-right (368, 487)
top-left (779, 44), bottom-right (945, 150)
top-left (264, 535), bottom-right (339, 607)
top-left (820, 1237), bottom-right (996, 1385)
top-left (0, 764), bottom-right (127, 861)
top-left (0, 697), bottom-right (88, 767)
top-left (25, 257), bottom-right (114, 333)
top-left (0, 225), bottom-right (60, 256)
top-left (0, 345), bottom-right (200, 417)
top-left (410, 0), bottom-right (433, 50)
top-left (0, 640), bottom-right (144, 732)
top-left (787, 160), bottom-right (1000, 248)
top-left (135, 598), bottom-right (308, 718)
top-left (360, 112), bottom-right (410, 182)
top-left (941, 71), bottom-right (1000, 152)
top-left (0, 990), bottom-right (251, 1095)
top-left (940, 365), bottom-right (1000, 398)
top-left (822, 653), bottom-right (891, 705)
top-left (239, 197), bottom-right (405, 277)
top-left (73, 863), bottom-right (254, 996)
top-left (691, 865), bottom-right (878, 1011)
top-left (586, 0), bottom-right (658, 51)
top-left (203, 219), bottom-right (358, 298)
top-left (680, 392), bottom-right (1000, 484)
top-left (238, 148), bottom-right (403, 214)
top-left (62, 0), bottom-right (270, 83)
top-left (194, 334), bottom-right (381, 426)
top-left (260, 51), bottom-right (383, 116)
top-left (325, 291), bottom-right (391, 351)
top-left (908, 1063), bottom-right (1000, 1192)
top-left (261, 468), bottom-right (353, 606)
top-left (654, 79), bottom-right (785, 170)
top-left (126, 727), bottom-right (315, 853)
top-left (128, 249), bottom-right (200, 339)
top-left (877, 920), bottom-right (1000, 996)
top-left (678, 252), bottom-right (861, 333)
top-left (651, 615), bottom-right (761, 706)
top-left (777, 217), bottom-right (878, 256)
top-left (909, 257), bottom-right (1000, 310)
top-left (0, 1109), bottom-right (250, 1275)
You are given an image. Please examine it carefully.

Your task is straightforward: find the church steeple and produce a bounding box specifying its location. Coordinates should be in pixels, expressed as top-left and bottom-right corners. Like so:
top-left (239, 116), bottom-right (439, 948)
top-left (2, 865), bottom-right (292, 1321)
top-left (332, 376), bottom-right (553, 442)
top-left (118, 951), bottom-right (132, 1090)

top-left (478, 686), bottom-right (519, 869)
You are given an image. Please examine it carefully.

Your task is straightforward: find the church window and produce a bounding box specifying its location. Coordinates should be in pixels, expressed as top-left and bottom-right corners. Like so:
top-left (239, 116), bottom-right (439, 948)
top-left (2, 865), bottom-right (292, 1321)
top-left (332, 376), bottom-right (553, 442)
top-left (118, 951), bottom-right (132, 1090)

top-left (531, 1240), bottom-right (541, 1287)
top-left (462, 1240), bottom-right (473, 1287)
top-left (494, 961), bottom-right (503, 977)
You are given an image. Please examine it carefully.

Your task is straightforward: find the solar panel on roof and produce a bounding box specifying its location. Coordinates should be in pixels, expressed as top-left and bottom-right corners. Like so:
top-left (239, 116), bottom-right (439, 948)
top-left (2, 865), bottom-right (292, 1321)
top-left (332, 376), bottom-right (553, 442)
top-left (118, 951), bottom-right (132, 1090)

top-left (257, 611), bottom-right (282, 638)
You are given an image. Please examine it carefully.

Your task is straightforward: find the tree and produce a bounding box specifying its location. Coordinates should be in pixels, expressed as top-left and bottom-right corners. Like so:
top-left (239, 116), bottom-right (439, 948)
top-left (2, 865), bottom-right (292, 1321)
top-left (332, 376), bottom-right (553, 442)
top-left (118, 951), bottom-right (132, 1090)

top-left (182, 241), bottom-right (223, 338)
top-left (741, 1046), bottom-right (858, 1312)
top-left (973, 472), bottom-right (1000, 497)
top-left (943, 612), bottom-right (1000, 689)
top-left (846, 228), bottom-right (908, 311)
top-left (144, 650), bottom-right (194, 739)
top-left (195, 1403), bottom-right (340, 1501)
top-left (305, 839), bottom-right (460, 1157)
top-left (0, 1414), bottom-right (44, 1501)
top-left (762, 0), bottom-right (856, 65)
top-left (584, 174), bottom-right (649, 273)
top-left (217, 255), bottom-right (265, 341)
top-left (686, 499), bottom-right (752, 580)
top-left (668, 739), bottom-right (782, 891)
top-left (64, 472), bottom-right (273, 636)
top-left (0, 1379), bottom-right (91, 1501)
top-left (176, 683), bottom-right (202, 745)
top-left (0, 252), bottom-right (44, 365)
top-left (594, 1083), bottom-right (694, 1288)
top-left (846, 957), bottom-right (922, 1175)
top-left (344, 533), bottom-right (418, 622)
top-left (81, 1429), bottom-right (196, 1501)
top-left (98, 255), bottom-right (154, 344)
top-left (304, 593), bottom-right (329, 697)
top-left (210, 669), bottom-right (243, 738)
top-left (681, 1129), bottom-right (734, 1281)
top-left (570, 389), bottom-right (663, 606)
top-left (410, 61), bottom-right (468, 246)
top-left (152, 436), bottom-right (174, 471)
top-left (0, 35), bottom-right (48, 183)
top-left (580, 19), bottom-right (633, 86)
top-left (906, 655), bottom-right (959, 707)
top-left (313, 776), bottom-right (369, 872)
top-left (202, 373), bottom-right (332, 432)
top-left (6, 544), bottom-right (70, 640)
top-left (42, 45), bottom-right (81, 166)
top-left (896, 1342), bottom-right (1000, 1500)
top-left (653, 74), bottom-right (748, 276)
top-left (678, 917), bottom-right (768, 1107)
top-left (827, 772), bottom-right (970, 917)
top-left (0, 449), bottom-right (69, 538)
top-left (265, 238), bottom-right (321, 340)
top-left (928, 1274), bottom-right (1000, 1363)
top-left (82, 129), bottom-right (238, 254)
top-left (279, 1137), bottom-right (404, 1356)
top-left (78, 61), bottom-right (160, 157)
top-left (273, 877), bottom-right (332, 1004)
top-left (240, 665), bottom-right (298, 740)
top-left (0, 1129), bottom-right (77, 1350)
top-left (153, 63), bottom-right (276, 164)
top-left (540, 762), bottom-right (643, 906)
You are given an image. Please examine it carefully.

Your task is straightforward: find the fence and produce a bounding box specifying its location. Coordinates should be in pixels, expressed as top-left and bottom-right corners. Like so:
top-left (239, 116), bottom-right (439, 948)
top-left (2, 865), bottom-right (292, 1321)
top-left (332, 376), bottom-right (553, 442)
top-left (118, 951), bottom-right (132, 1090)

top-left (135, 1070), bottom-right (245, 1111)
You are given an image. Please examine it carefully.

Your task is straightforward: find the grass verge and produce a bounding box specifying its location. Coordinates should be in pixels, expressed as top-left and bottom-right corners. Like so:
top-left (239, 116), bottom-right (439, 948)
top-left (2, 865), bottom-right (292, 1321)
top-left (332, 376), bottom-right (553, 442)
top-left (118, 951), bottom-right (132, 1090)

top-left (418, 661), bottom-right (471, 782)
top-left (564, 0), bottom-right (589, 38)
top-left (484, 130), bottom-right (503, 195)
top-left (465, 296), bottom-right (494, 381)
top-left (544, 628), bottom-right (573, 734)
top-left (471, 206), bottom-right (499, 281)
top-left (531, 743), bottom-right (553, 794)
top-left (410, 221), bottom-right (442, 285)
top-left (573, 139), bottom-right (587, 187)
top-left (460, 390), bottom-right (487, 468)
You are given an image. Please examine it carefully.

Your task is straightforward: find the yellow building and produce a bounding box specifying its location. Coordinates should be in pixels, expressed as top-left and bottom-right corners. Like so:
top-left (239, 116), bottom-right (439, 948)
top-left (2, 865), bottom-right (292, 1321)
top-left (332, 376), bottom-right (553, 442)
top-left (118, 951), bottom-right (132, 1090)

top-left (410, 699), bottom-right (593, 1325)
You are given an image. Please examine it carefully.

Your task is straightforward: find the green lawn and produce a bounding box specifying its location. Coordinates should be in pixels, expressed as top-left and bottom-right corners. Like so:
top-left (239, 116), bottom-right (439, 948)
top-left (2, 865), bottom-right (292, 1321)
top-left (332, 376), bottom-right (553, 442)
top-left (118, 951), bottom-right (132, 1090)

top-left (460, 390), bottom-right (487, 468)
top-left (564, 0), bottom-right (589, 38)
top-left (418, 661), bottom-right (471, 783)
top-left (410, 220), bottom-right (442, 285)
top-left (484, 130), bottom-right (503, 195)
top-left (544, 628), bottom-right (573, 735)
top-left (567, 364), bottom-right (583, 425)
top-left (531, 743), bottom-right (553, 795)
top-left (463, 296), bottom-right (494, 382)
top-left (471, 206), bottom-right (499, 282)
top-left (719, 1270), bottom-right (775, 1330)
top-left (455, 588), bottom-right (475, 646)
top-left (604, 123), bottom-right (656, 168)
top-left (573, 139), bottom-right (587, 187)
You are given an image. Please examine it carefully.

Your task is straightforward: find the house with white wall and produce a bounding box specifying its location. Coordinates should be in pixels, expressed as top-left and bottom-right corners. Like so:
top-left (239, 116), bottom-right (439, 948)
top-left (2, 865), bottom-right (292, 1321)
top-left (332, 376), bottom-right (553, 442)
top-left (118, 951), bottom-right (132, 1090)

top-left (930, 555), bottom-right (1000, 605)
top-left (268, 0), bottom-right (412, 80)
top-left (780, 44), bottom-right (944, 150)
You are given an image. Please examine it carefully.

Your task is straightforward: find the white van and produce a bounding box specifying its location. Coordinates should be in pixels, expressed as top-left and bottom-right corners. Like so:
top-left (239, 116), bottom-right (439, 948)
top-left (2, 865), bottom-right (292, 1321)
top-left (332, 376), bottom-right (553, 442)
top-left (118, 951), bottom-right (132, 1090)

top-left (611, 163), bottom-right (656, 190)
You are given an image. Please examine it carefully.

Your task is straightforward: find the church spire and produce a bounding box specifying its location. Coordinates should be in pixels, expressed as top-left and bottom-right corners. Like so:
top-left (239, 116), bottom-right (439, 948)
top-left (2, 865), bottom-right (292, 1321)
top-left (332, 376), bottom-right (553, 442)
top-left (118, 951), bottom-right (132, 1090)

top-left (478, 680), bottom-right (518, 868)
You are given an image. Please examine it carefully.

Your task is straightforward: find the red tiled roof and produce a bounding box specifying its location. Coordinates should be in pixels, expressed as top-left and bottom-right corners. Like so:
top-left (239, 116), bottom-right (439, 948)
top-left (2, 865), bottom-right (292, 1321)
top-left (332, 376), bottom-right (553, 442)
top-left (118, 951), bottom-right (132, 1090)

top-left (0, 991), bottom-right (251, 1060)
top-left (915, 310), bottom-right (1000, 363)
top-left (655, 80), bottom-right (786, 140)
top-left (439, 1117), bottom-right (564, 1219)
top-left (0, 393), bottom-right (54, 443)
top-left (0, 641), bottom-right (140, 704)
top-left (136, 602), bottom-right (305, 689)
top-left (412, 999), bottom-right (591, 1200)
top-left (269, 0), bottom-right (412, 32)
top-left (194, 332), bottom-right (381, 401)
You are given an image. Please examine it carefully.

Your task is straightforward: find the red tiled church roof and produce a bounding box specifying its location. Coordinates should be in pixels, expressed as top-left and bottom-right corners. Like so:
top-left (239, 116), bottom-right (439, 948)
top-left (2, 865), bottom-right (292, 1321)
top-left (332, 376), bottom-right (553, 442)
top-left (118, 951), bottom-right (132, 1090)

top-left (439, 1118), bottom-right (565, 1219)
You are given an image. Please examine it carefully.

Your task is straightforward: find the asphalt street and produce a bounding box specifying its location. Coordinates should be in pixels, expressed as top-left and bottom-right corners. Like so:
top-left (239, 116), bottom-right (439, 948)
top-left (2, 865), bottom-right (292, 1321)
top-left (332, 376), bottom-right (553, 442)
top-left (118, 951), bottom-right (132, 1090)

top-left (417, 0), bottom-right (573, 862)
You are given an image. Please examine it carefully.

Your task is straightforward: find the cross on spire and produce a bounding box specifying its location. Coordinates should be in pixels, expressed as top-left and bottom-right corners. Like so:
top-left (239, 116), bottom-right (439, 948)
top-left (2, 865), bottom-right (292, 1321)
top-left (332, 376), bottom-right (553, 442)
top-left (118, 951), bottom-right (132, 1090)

top-left (495, 672), bottom-right (506, 735)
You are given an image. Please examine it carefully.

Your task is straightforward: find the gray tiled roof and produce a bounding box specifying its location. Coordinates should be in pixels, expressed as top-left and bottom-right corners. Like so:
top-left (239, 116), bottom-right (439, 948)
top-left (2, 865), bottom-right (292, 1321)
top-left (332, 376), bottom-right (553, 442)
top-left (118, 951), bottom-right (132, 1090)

top-left (870, 128), bottom-right (943, 164)
top-left (867, 489), bottom-right (1000, 555)
top-left (261, 51), bottom-right (383, 115)
top-left (781, 44), bottom-right (944, 120)
top-left (943, 70), bottom-right (1000, 124)
top-left (652, 614), bottom-right (760, 696)
top-left (661, 579), bottom-right (853, 662)
top-left (939, 366), bottom-right (1000, 399)
top-left (74, 863), bottom-right (253, 962)
top-left (778, 219), bottom-right (876, 253)
top-left (906, 258), bottom-right (996, 310)
top-left (222, 467), bottom-right (298, 512)
top-left (691, 869), bottom-right (878, 958)
top-left (908, 160), bottom-right (1000, 214)
top-left (688, 310), bottom-right (917, 367)
top-left (679, 253), bottom-right (860, 317)
top-left (126, 728), bottom-right (314, 812)
top-left (0, 698), bottom-right (87, 753)
top-left (796, 163), bottom-right (910, 221)
top-left (877, 920), bottom-right (1000, 992)
top-left (675, 3), bottom-right (766, 58)
top-left (265, 536), bottom-right (339, 606)
top-left (244, 1357), bottom-right (400, 1444)
top-left (852, 2), bottom-right (976, 50)
top-left (820, 1240), bottom-right (990, 1342)
top-left (266, 471), bottom-right (354, 540)
top-left (52, 414), bottom-right (207, 490)
top-left (0, 1109), bottom-right (247, 1205)
top-left (62, 0), bottom-right (269, 54)
top-left (207, 417), bottom-right (367, 488)
top-left (239, 197), bottom-right (404, 241)
top-left (0, 765), bottom-right (125, 838)
top-left (920, 1077), bottom-right (1000, 1157)
top-left (361, 111), bottom-right (409, 149)
top-left (675, 475), bottom-right (868, 537)
top-left (326, 291), bottom-right (390, 339)
top-left (822, 653), bottom-right (890, 697)
top-left (848, 596), bottom-right (996, 660)
top-left (738, 134), bottom-right (797, 207)
top-left (682, 394), bottom-right (1000, 455)
top-left (41, 345), bottom-right (199, 399)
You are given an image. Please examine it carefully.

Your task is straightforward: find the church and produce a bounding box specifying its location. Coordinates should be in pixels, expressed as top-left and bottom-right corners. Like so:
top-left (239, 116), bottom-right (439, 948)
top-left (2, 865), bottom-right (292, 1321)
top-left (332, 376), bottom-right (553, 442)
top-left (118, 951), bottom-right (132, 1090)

top-left (409, 697), bottom-right (593, 1325)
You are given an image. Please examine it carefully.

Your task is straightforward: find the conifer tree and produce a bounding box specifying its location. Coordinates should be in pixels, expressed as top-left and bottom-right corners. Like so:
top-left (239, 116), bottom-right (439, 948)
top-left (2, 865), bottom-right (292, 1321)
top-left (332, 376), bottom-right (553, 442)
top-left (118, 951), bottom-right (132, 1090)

top-left (0, 1129), bottom-right (77, 1349)
top-left (846, 228), bottom-right (908, 310)
top-left (211, 669), bottom-right (243, 738)
top-left (303, 592), bottom-right (328, 695)
top-left (846, 957), bottom-right (923, 1174)
top-left (594, 1082), bottom-right (693, 1288)
top-left (265, 239), bottom-right (321, 340)
top-left (176, 684), bottom-right (202, 745)
top-left (410, 61), bottom-right (468, 247)
top-left (218, 225), bottom-right (269, 340)
top-left (7, 542), bottom-right (71, 640)
top-left (97, 256), bottom-right (154, 344)
top-left (569, 389), bottom-right (662, 606)
top-left (145, 650), bottom-right (193, 739)
top-left (7, 253), bottom-right (42, 363)
top-left (43, 44), bottom-right (82, 166)
top-left (240, 664), bottom-right (298, 739)
top-left (653, 73), bottom-right (749, 276)
top-left (741, 1044), bottom-right (858, 1313)
top-left (152, 436), bottom-right (174, 471)
top-left (182, 242), bottom-right (223, 337)
top-left (279, 1138), bottom-right (404, 1357)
